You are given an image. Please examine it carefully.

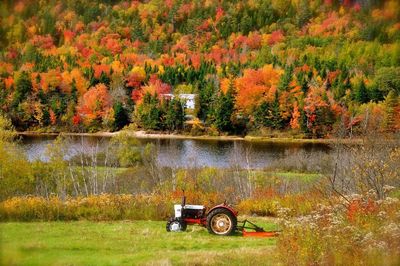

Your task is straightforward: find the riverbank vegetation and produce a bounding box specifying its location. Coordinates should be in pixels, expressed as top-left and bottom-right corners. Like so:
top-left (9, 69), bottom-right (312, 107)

top-left (1, 114), bottom-right (400, 264)
top-left (0, 1), bottom-right (399, 138)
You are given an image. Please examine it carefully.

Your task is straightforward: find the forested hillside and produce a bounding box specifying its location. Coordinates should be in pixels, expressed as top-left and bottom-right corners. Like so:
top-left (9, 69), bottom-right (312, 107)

top-left (0, 0), bottom-right (399, 137)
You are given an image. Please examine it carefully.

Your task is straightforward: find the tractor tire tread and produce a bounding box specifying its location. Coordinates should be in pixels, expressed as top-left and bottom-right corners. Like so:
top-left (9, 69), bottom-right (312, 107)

top-left (206, 208), bottom-right (237, 236)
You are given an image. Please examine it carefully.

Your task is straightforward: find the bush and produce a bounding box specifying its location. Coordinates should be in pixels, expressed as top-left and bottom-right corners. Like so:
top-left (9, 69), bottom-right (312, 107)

top-left (276, 192), bottom-right (400, 265)
top-left (0, 194), bottom-right (174, 221)
top-left (237, 191), bottom-right (324, 217)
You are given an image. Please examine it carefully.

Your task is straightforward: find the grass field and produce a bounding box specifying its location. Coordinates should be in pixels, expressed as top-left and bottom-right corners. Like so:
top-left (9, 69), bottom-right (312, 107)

top-left (1, 217), bottom-right (279, 266)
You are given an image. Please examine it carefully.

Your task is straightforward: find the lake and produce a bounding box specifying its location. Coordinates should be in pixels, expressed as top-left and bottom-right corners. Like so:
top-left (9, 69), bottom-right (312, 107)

top-left (20, 135), bottom-right (332, 169)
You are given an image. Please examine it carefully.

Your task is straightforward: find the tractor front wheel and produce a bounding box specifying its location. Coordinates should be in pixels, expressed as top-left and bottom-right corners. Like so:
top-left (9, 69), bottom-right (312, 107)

top-left (166, 218), bottom-right (187, 232)
top-left (206, 208), bottom-right (237, 236)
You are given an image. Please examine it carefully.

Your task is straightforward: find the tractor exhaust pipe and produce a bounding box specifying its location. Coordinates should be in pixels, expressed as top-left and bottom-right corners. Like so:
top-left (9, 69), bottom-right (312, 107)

top-left (181, 190), bottom-right (186, 207)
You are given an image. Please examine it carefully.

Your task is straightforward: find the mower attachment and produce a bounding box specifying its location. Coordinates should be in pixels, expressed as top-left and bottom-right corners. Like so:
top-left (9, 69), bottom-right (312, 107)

top-left (236, 219), bottom-right (280, 237)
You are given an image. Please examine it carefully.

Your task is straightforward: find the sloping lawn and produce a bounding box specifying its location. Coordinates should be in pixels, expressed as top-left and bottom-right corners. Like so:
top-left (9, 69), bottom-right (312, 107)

top-left (1, 218), bottom-right (278, 265)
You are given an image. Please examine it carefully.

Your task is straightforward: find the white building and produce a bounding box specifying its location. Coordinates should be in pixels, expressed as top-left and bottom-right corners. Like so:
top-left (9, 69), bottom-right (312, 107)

top-left (162, 94), bottom-right (196, 109)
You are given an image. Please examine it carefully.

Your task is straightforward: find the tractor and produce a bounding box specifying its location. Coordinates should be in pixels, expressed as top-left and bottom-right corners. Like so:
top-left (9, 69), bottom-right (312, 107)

top-left (166, 194), bottom-right (279, 237)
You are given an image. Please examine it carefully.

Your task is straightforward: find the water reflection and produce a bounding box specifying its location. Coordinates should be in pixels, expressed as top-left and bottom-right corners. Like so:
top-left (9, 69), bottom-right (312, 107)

top-left (21, 135), bottom-right (331, 169)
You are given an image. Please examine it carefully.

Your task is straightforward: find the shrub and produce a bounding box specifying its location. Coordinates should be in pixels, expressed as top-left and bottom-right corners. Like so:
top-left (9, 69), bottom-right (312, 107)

top-left (0, 194), bottom-right (175, 222)
top-left (276, 193), bottom-right (400, 265)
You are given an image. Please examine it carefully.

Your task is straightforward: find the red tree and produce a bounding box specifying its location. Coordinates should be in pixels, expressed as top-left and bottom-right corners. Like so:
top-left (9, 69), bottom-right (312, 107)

top-left (76, 83), bottom-right (113, 124)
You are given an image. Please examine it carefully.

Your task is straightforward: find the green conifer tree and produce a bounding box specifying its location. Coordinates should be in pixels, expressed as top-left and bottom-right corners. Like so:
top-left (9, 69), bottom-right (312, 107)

top-left (113, 102), bottom-right (130, 131)
top-left (383, 90), bottom-right (398, 132)
top-left (355, 80), bottom-right (370, 104)
top-left (136, 93), bottom-right (162, 130)
top-left (12, 71), bottom-right (31, 108)
top-left (278, 65), bottom-right (293, 91)
top-left (164, 98), bottom-right (185, 131)
top-left (214, 82), bottom-right (235, 133)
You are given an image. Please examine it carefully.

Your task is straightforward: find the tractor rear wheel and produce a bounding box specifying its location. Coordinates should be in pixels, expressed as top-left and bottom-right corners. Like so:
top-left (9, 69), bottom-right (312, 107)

top-left (166, 218), bottom-right (187, 232)
top-left (206, 208), bottom-right (237, 236)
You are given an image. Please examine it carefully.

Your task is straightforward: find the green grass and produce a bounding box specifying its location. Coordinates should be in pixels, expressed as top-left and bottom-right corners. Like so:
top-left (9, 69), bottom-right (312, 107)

top-left (272, 172), bottom-right (322, 183)
top-left (246, 170), bottom-right (322, 183)
top-left (1, 217), bottom-right (279, 266)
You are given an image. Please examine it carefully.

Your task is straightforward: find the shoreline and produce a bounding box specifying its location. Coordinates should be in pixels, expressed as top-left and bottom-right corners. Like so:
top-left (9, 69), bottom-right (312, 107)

top-left (16, 130), bottom-right (368, 144)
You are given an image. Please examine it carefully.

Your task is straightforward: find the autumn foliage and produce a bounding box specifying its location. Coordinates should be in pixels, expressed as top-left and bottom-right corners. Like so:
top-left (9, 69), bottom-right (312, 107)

top-left (235, 65), bottom-right (282, 113)
top-left (0, 0), bottom-right (398, 135)
top-left (77, 83), bottom-right (112, 125)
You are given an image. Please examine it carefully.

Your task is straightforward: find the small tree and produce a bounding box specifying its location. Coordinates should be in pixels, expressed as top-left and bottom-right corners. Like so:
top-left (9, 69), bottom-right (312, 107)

top-left (12, 71), bottom-right (32, 108)
top-left (135, 92), bottom-right (162, 130)
top-left (198, 81), bottom-right (217, 122)
top-left (374, 67), bottom-right (400, 95)
top-left (214, 87), bottom-right (235, 133)
top-left (328, 136), bottom-right (400, 201)
top-left (0, 114), bottom-right (33, 200)
top-left (354, 80), bottom-right (369, 104)
top-left (254, 92), bottom-right (285, 130)
top-left (0, 113), bottom-right (16, 142)
top-left (113, 102), bottom-right (129, 131)
top-left (383, 90), bottom-right (398, 132)
top-left (164, 98), bottom-right (185, 132)
top-left (278, 65), bottom-right (293, 91)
